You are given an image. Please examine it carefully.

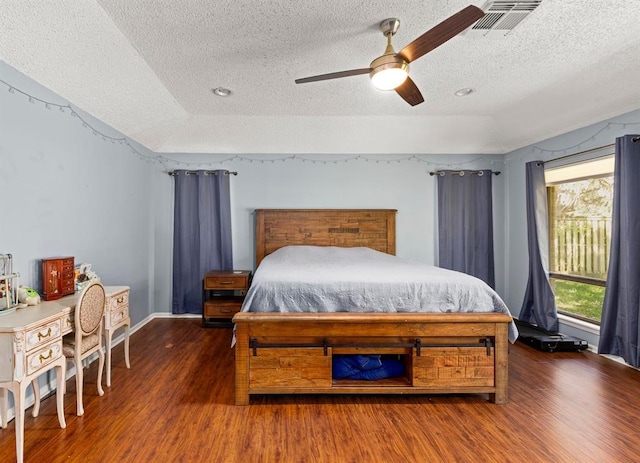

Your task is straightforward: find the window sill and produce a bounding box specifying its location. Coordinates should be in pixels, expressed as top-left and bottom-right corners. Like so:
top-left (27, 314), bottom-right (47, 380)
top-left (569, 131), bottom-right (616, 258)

top-left (556, 314), bottom-right (640, 370)
top-left (557, 313), bottom-right (600, 336)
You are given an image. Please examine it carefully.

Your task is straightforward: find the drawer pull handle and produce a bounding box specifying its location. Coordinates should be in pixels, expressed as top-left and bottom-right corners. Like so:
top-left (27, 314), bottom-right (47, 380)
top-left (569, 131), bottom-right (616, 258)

top-left (117, 296), bottom-right (125, 303)
top-left (220, 309), bottom-right (233, 313)
top-left (218, 281), bottom-right (234, 285)
top-left (39, 349), bottom-right (53, 362)
top-left (38, 327), bottom-right (52, 340)
top-left (66, 318), bottom-right (72, 326)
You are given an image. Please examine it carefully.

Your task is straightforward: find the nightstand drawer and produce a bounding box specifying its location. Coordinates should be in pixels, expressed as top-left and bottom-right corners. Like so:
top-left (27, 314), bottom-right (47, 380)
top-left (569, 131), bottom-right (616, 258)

top-left (204, 275), bottom-right (249, 290)
top-left (204, 298), bottom-right (244, 318)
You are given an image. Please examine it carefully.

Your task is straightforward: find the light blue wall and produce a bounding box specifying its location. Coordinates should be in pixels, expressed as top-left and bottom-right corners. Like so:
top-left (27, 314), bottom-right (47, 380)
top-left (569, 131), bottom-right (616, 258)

top-left (503, 108), bottom-right (640, 346)
top-left (151, 153), bottom-right (508, 313)
top-left (0, 61), bottom-right (159, 325)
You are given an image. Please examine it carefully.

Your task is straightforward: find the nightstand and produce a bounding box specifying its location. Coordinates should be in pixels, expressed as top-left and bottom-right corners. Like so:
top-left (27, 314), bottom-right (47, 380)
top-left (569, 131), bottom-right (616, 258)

top-left (202, 270), bottom-right (251, 327)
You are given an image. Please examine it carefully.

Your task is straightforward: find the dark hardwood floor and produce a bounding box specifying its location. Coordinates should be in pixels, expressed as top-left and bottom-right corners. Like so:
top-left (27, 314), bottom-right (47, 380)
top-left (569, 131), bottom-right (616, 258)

top-left (1, 318), bottom-right (639, 463)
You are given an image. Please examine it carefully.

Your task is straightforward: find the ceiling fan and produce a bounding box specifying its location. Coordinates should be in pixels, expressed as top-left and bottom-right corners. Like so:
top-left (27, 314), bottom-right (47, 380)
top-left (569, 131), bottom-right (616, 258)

top-left (295, 5), bottom-right (485, 106)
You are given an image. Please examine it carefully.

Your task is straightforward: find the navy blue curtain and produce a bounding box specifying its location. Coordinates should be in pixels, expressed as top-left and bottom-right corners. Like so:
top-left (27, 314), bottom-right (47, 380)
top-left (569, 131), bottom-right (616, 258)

top-left (437, 170), bottom-right (495, 288)
top-left (519, 161), bottom-right (559, 332)
top-left (172, 170), bottom-right (233, 314)
top-left (598, 135), bottom-right (640, 366)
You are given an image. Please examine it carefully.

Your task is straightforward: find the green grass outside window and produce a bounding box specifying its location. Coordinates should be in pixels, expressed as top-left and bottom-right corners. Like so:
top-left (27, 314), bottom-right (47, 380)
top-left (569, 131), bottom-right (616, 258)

top-left (552, 279), bottom-right (605, 323)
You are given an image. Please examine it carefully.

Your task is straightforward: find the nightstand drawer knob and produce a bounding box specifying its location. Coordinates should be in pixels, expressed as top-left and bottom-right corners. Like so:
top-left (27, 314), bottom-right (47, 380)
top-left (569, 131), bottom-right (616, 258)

top-left (117, 296), bottom-right (125, 303)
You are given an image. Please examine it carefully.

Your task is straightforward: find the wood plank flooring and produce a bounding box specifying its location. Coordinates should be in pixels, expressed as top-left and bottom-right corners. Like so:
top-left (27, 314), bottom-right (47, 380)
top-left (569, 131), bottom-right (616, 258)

top-left (1, 318), bottom-right (639, 463)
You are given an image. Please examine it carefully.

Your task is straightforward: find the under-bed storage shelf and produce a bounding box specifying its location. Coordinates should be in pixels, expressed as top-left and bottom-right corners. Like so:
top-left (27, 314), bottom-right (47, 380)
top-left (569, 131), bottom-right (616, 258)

top-left (333, 376), bottom-right (412, 388)
top-left (234, 312), bottom-right (511, 405)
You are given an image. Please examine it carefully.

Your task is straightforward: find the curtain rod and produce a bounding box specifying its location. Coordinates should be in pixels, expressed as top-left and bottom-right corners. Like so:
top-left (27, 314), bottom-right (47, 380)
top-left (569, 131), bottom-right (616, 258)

top-left (429, 170), bottom-right (500, 177)
top-left (538, 143), bottom-right (615, 166)
top-left (167, 170), bottom-right (238, 176)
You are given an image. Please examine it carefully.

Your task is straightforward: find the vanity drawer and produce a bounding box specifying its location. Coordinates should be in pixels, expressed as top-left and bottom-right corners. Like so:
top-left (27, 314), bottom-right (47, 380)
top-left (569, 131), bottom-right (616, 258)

top-left (26, 339), bottom-right (63, 375)
top-left (105, 289), bottom-right (129, 329)
top-left (26, 320), bottom-right (61, 352)
top-left (109, 306), bottom-right (129, 326)
top-left (108, 290), bottom-right (128, 311)
top-left (61, 312), bottom-right (74, 334)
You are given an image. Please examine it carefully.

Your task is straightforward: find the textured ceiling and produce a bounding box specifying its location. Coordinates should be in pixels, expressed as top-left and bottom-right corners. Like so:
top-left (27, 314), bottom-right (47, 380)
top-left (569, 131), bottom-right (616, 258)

top-left (1, 0), bottom-right (639, 155)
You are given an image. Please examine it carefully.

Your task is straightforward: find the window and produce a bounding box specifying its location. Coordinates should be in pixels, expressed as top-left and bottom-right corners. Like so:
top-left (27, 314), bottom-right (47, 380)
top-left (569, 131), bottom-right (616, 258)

top-left (545, 156), bottom-right (614, 324)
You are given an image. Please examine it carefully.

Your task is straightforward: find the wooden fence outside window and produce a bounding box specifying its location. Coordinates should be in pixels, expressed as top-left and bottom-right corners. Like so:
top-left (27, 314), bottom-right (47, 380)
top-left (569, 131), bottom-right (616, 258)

top-left (550, 217), bottom-right (611, 279)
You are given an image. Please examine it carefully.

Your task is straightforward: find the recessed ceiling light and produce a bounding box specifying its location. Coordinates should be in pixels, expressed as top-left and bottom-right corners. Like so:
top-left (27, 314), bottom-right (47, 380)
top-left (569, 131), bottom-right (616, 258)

top-left (212, 87), bottom-right (232, 97)
top-left (454, 88), bottom-right (474, 97)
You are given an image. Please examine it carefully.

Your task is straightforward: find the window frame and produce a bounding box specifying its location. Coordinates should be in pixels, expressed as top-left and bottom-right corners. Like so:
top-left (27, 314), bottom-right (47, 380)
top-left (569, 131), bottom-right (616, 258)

top-left (545, 154), bottom-right (614, 325)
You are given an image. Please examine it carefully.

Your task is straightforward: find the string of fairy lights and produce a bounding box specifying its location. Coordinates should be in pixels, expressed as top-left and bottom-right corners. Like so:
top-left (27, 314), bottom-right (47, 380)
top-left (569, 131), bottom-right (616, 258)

top-left (157, 152), bottom-right (497, 170)
top-left (506, 120), bottom-right (640, 163)
top-left (0, 77), bottom-right (162, 166)
top-left (3, 77), bottom-right (639, 170)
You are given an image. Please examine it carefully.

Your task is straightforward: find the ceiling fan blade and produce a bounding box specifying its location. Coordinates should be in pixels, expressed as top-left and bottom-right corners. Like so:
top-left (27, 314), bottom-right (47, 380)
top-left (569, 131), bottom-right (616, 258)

top-left (295, 68), bottom-right (371, 84)
top-left (398, 5), bottom-right (485, 63)
top-left (395, 77), bottom-right (424, 106)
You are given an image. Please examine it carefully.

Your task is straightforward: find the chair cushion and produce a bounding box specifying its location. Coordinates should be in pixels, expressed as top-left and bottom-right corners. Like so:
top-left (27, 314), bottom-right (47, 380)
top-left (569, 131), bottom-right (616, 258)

top-left (63, 332), bottom-right (100, 357)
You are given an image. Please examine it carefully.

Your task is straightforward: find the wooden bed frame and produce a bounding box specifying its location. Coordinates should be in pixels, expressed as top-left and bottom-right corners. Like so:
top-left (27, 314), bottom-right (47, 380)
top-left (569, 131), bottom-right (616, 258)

top-left (233, 209), bottom-right (511, 405)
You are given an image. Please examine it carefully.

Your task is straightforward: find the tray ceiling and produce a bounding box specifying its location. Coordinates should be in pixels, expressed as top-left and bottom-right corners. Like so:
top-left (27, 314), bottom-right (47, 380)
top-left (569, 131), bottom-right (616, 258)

top-left (1, 0), bottom-right (639, 155)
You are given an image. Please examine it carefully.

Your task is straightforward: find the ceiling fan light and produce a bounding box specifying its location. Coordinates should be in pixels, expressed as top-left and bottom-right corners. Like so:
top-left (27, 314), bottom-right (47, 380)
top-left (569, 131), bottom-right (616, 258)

top-left (370, 62), bottom-right (409, 91)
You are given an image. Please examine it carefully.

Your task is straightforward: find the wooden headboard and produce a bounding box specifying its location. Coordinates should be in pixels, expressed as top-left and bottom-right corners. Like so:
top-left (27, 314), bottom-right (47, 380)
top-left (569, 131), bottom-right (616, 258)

top-left (254, 209), bottom-right (397, 267)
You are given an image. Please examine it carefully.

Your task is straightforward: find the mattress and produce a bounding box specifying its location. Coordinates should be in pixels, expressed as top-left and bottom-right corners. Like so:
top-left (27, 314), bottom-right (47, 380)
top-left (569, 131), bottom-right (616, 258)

top-left (240, 246), bottom-right (518, 342)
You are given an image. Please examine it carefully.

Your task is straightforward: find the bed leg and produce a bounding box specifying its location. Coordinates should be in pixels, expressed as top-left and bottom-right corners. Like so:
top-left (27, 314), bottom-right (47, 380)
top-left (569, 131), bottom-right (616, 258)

top-left (234, 324), bottom-right (250, 406)
top-left (492, 323), bottom-right (509, 404)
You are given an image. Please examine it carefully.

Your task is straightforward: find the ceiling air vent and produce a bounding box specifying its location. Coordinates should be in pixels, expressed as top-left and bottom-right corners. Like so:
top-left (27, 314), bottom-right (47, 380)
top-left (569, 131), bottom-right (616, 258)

top-left (465, 1), bottom-right (542, 37)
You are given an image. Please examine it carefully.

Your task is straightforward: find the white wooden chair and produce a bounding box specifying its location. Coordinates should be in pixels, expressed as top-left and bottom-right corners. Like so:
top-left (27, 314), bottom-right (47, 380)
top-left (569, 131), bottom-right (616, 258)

top-left (62, 280), bottom-right (106, 416)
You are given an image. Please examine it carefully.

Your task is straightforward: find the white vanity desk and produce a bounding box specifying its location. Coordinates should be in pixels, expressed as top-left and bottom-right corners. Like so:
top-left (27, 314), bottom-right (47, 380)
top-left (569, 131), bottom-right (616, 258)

top-left (0, 285), bottom-right (130, 463)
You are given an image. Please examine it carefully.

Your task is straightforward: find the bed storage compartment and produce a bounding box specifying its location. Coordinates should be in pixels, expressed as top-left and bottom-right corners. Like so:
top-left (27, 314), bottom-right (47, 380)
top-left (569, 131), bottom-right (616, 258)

top-left (412, 343), bottom-right (495, 388)
top-left (249, 346), bottom-right (332, 388)
top-left (332, 351), bottom-right (412, 387)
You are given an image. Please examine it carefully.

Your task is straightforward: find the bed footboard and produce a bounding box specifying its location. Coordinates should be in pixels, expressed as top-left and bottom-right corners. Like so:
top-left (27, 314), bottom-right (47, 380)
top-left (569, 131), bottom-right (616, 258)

top-left (233, 312), bottom-right (511, 405)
